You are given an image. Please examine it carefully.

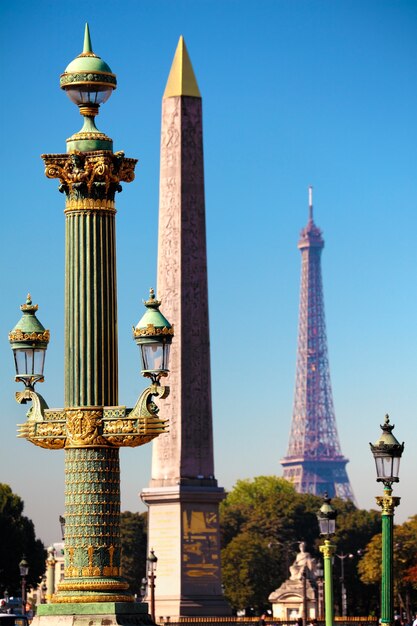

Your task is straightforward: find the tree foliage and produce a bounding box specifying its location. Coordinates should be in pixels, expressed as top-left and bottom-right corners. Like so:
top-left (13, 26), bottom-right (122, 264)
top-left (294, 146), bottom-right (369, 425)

top-left (221, 476), bottom-right (319, 548)
top-left (120, 511), bottom-right (148, 596)
top-left (220, 476), bottom-right (384, 615)
top-left (222, 532), bottom-right (280, 612)
top-left (358, 533), bottom-right (382, 585)
top-left (220, 477), bottom-right (321, 612)
top-left (0, 484), bottom-right (46, 596)
top-left (358, 515), bottom-right (417, 619)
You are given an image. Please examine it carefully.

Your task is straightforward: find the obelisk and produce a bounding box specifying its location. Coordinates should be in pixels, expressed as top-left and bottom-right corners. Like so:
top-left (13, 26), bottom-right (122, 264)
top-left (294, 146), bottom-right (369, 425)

top-left (141, 37), bottom-right (230, 618)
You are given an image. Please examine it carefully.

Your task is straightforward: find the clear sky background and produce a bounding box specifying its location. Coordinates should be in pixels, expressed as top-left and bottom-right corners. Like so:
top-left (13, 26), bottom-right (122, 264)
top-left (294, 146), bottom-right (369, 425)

top-left (1, 0), bottom-right (416, 547)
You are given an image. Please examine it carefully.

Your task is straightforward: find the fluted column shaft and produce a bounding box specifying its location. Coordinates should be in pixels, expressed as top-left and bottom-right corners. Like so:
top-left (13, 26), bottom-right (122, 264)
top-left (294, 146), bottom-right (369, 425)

top-left (65, 209), bottom-right (118, 407)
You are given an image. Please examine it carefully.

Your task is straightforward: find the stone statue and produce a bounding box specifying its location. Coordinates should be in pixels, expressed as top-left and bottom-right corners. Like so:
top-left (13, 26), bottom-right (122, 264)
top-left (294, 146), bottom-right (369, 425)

top-left (289, 542), bottom-right (316, 581)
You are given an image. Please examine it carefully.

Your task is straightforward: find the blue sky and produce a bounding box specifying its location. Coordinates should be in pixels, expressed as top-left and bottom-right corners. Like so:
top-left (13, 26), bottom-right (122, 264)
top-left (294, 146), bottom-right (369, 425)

top-left (1, 0), bottom-right (416, 546)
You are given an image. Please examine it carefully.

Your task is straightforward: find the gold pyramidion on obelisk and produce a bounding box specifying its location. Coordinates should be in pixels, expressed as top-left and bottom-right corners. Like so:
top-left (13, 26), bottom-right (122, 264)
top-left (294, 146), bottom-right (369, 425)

top-left (141, 37), bottom-right (231, 617)
top-left (163, 35), bottom-right (201, 98)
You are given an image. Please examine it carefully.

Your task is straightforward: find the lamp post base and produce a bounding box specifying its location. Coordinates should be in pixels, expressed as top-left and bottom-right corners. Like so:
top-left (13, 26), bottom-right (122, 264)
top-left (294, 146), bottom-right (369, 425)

top-left (32, 602), bottom-right (154, 625)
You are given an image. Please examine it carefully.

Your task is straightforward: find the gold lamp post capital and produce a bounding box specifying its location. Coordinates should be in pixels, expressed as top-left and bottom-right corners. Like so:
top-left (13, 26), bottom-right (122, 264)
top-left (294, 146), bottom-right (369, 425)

top-left (319, 539), bottom-right (336, 559)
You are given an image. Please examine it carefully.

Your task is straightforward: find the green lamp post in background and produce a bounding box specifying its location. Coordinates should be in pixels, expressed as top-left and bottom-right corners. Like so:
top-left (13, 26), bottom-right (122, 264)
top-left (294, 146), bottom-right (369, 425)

top-left (370, 415), bottom-right (404, 626)
top-left (9, 24), bottom-right (173, 626)
top-left (146, 549), bottom-right (158, 624)
top-left (317, 494), bottom-right (337, 626)
top-left (19, 556), bottom-right (29, 616)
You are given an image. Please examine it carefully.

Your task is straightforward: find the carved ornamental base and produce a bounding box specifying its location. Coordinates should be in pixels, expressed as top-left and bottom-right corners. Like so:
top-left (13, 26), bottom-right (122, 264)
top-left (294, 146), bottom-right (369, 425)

top-left (33, 602), bottom-right (153, 626)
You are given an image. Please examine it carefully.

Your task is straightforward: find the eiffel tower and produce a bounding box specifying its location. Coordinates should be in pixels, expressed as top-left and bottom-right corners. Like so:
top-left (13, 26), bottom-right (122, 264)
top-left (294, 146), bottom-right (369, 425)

top-left (281, 187), bottom-right (355, 500)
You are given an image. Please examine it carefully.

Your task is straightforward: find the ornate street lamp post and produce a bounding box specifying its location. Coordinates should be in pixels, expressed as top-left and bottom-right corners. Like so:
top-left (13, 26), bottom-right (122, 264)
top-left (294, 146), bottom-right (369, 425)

top-left (315, 562), bottom-right (324, 619)
top-left (19, 556), bottom-right (29, 616)
top-left (317, 495), bottom-right (337, 626)
top-left (59, 515), bottom-right (66, 542)
top-left (370, 415), bottom-right (404, 626)
top-left (335, 552), bottom-right (353, 616)
top-left (9, 25), bottom-right (173, 626)
top-left (147, 550), bottom-right (158, 623)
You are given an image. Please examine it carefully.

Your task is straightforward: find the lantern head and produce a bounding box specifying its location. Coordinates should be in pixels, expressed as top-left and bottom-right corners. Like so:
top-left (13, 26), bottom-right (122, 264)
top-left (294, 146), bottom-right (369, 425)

top-left (133, 289), bottom-right (174, 384)
top-left (370, 414), bottom-right (404, 486)
top-left (9, 294), bottom-right (49, 389)
top-left (317, 493), bottom-right (337, 537)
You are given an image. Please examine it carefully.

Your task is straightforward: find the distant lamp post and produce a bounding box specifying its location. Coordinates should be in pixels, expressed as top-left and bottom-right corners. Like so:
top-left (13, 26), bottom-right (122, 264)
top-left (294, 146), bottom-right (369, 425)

top-left (317, 494), bottom-right (337, 626)
top-left (315, 562), bottom-right (324, 619)
top-left (19, 556), bottom-right (29, 616)
top-left (139, 577), bottom-right (147, 602)
top-left (59, 515), bottom-right (66, 541)
top-left (334, 552), bottom-right (353, 617)
top-left (370, 414), bottom-right (404, 626)
top-left (147, 549), bottom-right (158, 623)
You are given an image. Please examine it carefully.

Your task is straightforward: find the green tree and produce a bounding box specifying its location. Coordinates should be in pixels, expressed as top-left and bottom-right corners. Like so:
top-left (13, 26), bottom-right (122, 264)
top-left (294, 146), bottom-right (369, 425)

top-left (220, 477), bottom-right (321, 611)
top-left (358, 532), bottom-right (382, 585)
top-left (222, 532), bottom-right (279, 613)
top-left (358, 516), bottom-right (417, 620)
top-left (120, 511), bottom-right (148, 596)
top-left (220, 476), bottom-right (386, 615)
top-left (221, 476), bottom-right (320, 548)
top-left (0, 484), bottom-right (46, 596)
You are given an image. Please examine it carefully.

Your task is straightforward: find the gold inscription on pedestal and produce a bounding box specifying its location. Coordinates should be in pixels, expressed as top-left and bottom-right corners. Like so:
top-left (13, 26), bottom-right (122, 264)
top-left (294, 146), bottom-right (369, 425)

top-left (182, 509), bottom-right (220, 581)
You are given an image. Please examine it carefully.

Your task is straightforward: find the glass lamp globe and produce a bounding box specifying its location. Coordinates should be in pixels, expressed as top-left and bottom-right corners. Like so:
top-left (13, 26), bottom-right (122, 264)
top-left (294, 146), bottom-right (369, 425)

top-left (59, 23), bottom-right (117, 152)
top-left (60, 23), bottom-right (116, 110)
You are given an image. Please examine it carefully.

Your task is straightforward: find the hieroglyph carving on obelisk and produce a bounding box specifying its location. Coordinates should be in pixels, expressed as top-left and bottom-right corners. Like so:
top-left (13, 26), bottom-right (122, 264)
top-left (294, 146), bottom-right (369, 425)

top-left (141, 37), bottom-right (230, 617)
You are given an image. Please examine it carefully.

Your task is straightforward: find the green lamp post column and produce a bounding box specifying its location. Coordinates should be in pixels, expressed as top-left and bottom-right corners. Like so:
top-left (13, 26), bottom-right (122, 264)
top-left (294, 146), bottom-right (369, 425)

top-left (10, 25), bottom-right (173, 621)
top-left (370, 415), bottom-right (404, 626)
top-left (42, 24), bottom-right (136, 604)
top-left (317, 494), bottom-right (337, 626)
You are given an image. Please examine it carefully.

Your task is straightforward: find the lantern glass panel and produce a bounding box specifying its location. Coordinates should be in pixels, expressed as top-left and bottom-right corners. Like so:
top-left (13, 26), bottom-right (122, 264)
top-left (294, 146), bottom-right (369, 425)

top-left (375, 454), bottom-right (400, 481)
top-left (14, 348), bottom-right (45, 377)
top-left (65, 86), bottom-right (113, 106)
top-left (163, 344), bottom-right (171, 371)
top-left (319, 517), bottom-right (335, 536)
top-left (14, 349), bottom-right (34, 376)
top-left (140, 344), bottom-right (164, 372)
top-left (392, 456), bottom-right (401, 479)
top-left (34, 348), bottom-right (46, 376)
